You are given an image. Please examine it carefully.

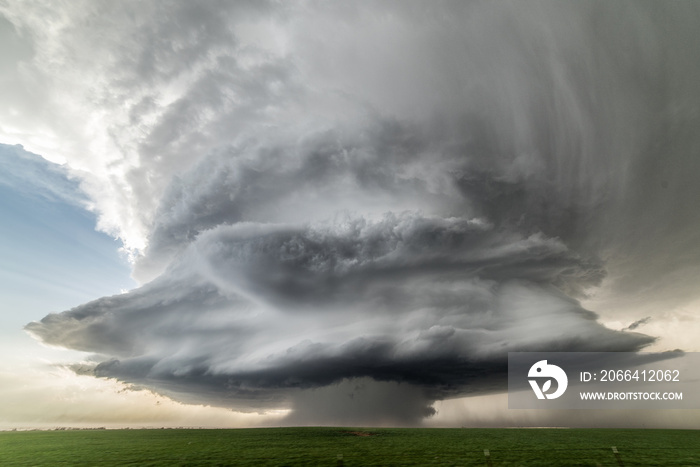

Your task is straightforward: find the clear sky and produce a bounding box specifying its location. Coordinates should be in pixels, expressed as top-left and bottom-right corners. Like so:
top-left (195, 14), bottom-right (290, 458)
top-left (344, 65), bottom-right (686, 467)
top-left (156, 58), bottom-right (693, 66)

top-left (1, 1), bottom-right (700, 429)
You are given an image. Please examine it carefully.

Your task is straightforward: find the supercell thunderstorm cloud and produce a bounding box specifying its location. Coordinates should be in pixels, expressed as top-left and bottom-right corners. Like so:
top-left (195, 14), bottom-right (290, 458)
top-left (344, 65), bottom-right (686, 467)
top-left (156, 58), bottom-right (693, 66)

top-left (12, 1), bottom-right (700, 424)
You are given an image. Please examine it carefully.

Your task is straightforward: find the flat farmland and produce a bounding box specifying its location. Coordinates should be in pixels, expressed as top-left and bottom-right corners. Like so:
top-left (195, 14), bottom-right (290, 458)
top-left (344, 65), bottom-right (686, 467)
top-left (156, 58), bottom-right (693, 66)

top-left (0, 427), bottom-right (697, 466)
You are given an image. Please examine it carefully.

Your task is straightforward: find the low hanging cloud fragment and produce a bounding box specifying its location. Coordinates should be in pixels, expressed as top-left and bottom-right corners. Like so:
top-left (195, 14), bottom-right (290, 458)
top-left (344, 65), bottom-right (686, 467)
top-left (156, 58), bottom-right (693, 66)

top-left (623, 317), bottom-right (652, 332)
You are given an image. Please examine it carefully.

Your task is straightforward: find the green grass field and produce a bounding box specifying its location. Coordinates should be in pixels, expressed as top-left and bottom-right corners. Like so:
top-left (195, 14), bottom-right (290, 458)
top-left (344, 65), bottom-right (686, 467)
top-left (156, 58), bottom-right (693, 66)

top-left (0, 427), bottom-right (697, 466)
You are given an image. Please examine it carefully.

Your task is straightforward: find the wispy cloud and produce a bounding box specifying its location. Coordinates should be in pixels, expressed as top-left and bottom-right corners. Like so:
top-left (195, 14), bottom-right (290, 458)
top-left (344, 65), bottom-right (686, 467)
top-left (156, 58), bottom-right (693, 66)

top-left (0, 144), bottom-right (88, 207)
